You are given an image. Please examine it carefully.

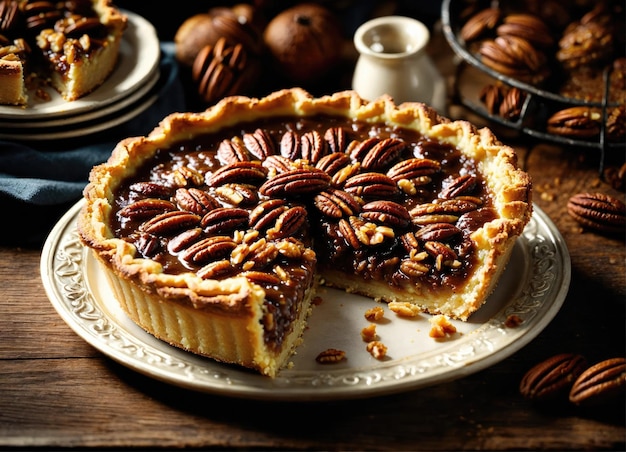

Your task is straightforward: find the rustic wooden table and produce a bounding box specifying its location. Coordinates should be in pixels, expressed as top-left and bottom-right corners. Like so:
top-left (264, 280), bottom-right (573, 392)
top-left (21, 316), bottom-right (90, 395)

top-left (1, 12), bottom-right (624, 451)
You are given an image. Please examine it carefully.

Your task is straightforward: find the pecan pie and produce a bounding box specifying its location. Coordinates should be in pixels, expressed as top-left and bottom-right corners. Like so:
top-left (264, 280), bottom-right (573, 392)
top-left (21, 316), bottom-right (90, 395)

top-left (0, 0), bottom-right (126, 106)
top-left (78, 89), bottom-right (532, 377)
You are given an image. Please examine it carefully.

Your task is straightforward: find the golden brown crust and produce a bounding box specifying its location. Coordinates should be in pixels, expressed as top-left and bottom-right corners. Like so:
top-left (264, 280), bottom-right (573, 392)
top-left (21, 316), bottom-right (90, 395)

top-left (78, 88), bottom-right (532, 375)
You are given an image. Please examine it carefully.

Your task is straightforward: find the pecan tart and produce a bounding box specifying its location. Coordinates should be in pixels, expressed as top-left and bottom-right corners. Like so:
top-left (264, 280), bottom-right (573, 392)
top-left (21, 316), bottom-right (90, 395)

top-left (0, 0), bottom-right (126, 106)
top-left (78, 89), bottom-right (532, 377)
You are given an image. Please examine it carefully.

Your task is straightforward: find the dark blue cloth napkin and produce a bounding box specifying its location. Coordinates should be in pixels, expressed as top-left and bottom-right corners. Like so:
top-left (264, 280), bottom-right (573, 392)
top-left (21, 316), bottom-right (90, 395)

top-left (0, 42), bottom-right (187, 247)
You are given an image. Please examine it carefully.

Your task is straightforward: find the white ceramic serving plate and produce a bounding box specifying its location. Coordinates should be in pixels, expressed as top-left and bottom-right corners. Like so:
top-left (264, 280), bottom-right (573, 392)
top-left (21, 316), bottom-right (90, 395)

top-left (41, 201), bottom-right (570, 401)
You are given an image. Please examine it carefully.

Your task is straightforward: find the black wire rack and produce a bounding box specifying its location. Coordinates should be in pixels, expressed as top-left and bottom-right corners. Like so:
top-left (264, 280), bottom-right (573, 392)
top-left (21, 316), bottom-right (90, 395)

top-left (440, 0), bottom-right (625, 172)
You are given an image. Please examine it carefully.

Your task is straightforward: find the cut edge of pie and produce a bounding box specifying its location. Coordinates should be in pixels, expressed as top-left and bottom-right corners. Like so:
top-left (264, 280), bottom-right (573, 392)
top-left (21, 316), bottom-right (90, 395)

top-left (77, 88), bottom-right (533, 377)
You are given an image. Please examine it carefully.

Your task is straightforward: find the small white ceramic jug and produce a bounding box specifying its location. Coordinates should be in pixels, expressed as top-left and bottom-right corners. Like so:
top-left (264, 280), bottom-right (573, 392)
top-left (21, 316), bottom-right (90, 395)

top-left (352, 16), bottom-right (447, 114)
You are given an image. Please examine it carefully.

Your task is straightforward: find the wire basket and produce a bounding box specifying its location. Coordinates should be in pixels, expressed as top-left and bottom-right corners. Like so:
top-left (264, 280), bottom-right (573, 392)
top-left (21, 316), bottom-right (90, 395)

top-left (440, 0), bottom-right (625, 161)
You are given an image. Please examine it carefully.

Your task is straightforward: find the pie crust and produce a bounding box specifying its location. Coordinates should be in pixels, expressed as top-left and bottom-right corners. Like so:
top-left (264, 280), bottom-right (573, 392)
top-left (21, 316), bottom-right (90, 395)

top-left (78, 88), bottom-right (532, 377)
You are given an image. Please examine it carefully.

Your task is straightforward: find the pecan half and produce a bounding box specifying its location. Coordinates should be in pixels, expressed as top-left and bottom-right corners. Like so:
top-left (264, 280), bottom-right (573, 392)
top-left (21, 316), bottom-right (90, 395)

top-left (300, 130), bottom-right (326, 164)
top-left (497, 13), bottom-right (554, 49)
top-left (175, 188), bottom-right (220, 215)
top-left (567, 192), bottom-right (626, 235)
top-left (262, 154), bottom-right (295, 175)
top-left (324, 127), bottom-right (350, 153)
top-left (249, 199), bottom-right (289, 232)
top-left (208, 161), bottom-right (267, 187)
top-left (266, 205), bottom-right (307, 240)
top-left (360, 200), bottom-right (411, 228)
top-left (460, 7), bottom-right (501, 42)
top-left (243, 128), bottom-right (275, 160)
top-left (217, 137), bottom-right (250, 164)
top-left (118, 198), bottom-right (176, 220)
top-left (315, 348), bottom-right (346, 364)
top-left (179, 235), bottom-right (238, 265)
top-left (520, 353), bottom-right (587, 402)
top-left (140, 210), bottom-right (201, 236)
top-left (386, 158), bottom-right (440, 182)
top-left (200, 207), bottom-right (249, 235)
top-left (313, 188), bottom-right (361, 219)
top-left (279, 130), bottom-right (300, 160)
top-left (569, 357), bottom-right (626, 407)
top-left (343, 172), bottom-right (399, 199)
top-left (315, 151), bottom-right (351, 176)
top-left (546, 107), bottom-right (602, 138)
top-left (259, 168), bottom-right (331, 197)
top-left (413, 223), bottom-right (462, 242)
top-left (441, 175), bottom-right (478, 199)
top-left (360, 138), bottom-right (406, 170)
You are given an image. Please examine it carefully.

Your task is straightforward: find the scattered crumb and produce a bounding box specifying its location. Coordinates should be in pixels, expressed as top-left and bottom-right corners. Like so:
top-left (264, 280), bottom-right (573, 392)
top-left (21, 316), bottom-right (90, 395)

top-left (312, 296), bottom-right (323, 306)
top-left (504, 314), bottom-right (523, 328)
top-left (315, 348), bottom-right (346, 364)
top-left (364, 305), bottom-right (385, 321)
top-left (429, 315), bottom-right (457, 338)
top-left (366, 341), bottom-right (387, 360)
top-left (388, 301), bottom-right (421, 318)
top-left (361, 323), bottom-right (378, 342)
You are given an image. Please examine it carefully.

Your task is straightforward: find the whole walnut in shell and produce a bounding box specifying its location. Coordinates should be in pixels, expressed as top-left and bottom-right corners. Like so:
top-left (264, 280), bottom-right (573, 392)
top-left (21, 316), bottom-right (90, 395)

top-left (263, 3), bottom-right (343, 84)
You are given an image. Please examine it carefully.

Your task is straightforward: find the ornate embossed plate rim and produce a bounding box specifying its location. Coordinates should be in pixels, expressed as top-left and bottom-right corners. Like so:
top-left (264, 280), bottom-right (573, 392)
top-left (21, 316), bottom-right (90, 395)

top-left (41, 201), bottom-right (571, 401)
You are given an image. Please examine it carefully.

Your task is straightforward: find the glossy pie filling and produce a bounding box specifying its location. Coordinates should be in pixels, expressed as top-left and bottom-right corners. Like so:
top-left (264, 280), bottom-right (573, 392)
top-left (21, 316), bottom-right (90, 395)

top-left (109, 115), bottom-right (497, 350)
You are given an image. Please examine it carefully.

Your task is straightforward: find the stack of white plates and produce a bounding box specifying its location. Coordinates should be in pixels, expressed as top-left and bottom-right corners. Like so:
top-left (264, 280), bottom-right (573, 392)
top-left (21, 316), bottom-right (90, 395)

top-left (0, 11), bottom-right (161, 141)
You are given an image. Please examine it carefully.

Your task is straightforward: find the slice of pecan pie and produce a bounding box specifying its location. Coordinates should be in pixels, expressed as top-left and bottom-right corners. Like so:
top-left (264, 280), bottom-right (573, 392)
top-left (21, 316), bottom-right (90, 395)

top-left (78, 88), bottom-right (532, 377)
top-left (0, 0), bottom-right (126, 106)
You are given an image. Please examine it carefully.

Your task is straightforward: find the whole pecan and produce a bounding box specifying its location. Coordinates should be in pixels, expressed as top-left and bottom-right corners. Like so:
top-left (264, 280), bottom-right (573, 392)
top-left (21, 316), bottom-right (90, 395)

top-left (546, 106), bottom-right (602, 138)
top-left (567, 192), bottom-right (626, 235)
top-left (569, 357), bottom-right (626, 407)
top-left (519, 353), bottom-right (587, 402)
top-left (460, 7), bottom-right (501, 42)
